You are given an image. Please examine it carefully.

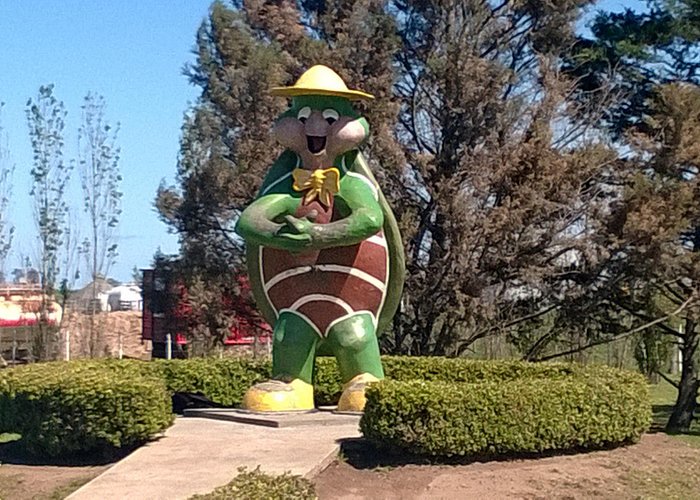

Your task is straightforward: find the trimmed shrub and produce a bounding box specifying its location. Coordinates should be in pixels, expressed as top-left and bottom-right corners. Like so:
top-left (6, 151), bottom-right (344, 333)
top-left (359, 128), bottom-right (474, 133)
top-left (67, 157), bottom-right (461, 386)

top-left (360, 365), bottom-right (651, 458)
top-left (0, 356), bottom-right (650, 458)
top-left (313, 356), bottom-right (583, 406)
top-left (151, 356), bottom-right (336, 407)
top-left (189, 466), bottom-right (317, 500)
top-left (136, 355), bottom-right (648, 413)
top-left (0, 361), bottom-right (173, 456)
top-left (154, 357), bottom-right (271, 406)
top-left (313, 357), bottom-right (344, 406)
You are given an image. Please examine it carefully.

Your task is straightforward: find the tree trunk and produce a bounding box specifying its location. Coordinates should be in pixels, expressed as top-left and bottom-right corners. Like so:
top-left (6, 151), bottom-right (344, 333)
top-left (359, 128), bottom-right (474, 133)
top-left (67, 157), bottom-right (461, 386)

top-left (666, 317), bottom-right (699, 433)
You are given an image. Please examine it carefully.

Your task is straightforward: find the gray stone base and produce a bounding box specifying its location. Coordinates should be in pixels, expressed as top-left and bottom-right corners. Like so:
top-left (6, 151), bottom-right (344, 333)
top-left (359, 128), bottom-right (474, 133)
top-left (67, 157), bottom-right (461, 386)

top-left (182, 407), bottom-right (362, 428)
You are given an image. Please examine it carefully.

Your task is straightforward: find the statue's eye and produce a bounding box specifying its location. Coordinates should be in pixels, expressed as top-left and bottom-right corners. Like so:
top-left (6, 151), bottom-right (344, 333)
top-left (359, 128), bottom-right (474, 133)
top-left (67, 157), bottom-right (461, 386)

top-left (297, 107), bottom-right (311, 123)
top-left (323, 109), bottom-right (339, 125)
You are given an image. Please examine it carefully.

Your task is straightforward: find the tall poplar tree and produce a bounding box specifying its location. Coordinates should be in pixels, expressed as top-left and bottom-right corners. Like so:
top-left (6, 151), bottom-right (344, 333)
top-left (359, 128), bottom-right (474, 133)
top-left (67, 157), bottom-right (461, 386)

top-left (78, 93), bottom-right (122, 290)
top-left (26, 84), bottom-right (72, 359)
top-left (0, 104), bottom-right (14, 280)
top-left (78, 92), bottom-right (122, 355)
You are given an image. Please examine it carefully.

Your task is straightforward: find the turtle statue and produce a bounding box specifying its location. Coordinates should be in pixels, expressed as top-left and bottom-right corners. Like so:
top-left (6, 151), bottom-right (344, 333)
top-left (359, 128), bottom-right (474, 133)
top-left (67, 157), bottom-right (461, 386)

top-left (235, 65), bottom-right (404, 412)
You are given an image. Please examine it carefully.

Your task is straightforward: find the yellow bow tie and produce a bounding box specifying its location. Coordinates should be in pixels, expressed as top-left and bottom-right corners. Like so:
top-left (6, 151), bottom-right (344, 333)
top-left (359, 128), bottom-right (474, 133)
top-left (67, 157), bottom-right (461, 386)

top-left (292, 167), bottom-right (340, 207)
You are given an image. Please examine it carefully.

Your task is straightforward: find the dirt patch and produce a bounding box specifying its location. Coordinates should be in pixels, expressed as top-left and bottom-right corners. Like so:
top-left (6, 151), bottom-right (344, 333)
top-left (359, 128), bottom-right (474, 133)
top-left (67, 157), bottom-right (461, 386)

top-left (0, 464), bottom-right (106, 500)
top-left (61, 311), bottom-right (149, 360)
top-left (0, 439), bottom-right (136, 500)
top-left (313, 433), bottom-right (700, 499)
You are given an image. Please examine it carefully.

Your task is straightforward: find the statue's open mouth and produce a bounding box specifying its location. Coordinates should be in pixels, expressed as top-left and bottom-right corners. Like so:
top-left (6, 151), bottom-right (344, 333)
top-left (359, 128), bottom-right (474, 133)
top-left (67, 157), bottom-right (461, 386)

top-left (307, 135), bottom-right (326, 154)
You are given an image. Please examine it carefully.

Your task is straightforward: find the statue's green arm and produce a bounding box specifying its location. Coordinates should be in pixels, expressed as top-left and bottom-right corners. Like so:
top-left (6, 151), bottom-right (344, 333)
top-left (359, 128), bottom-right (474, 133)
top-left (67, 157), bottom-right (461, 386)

top-left (285, 174), bottom-right (384, 249)
top-left (235, 151), bottom-right (313, 252)
top-left (236, 150), bottom-right (383, 251)
top-left (235, 194), bottom-right (310, 251)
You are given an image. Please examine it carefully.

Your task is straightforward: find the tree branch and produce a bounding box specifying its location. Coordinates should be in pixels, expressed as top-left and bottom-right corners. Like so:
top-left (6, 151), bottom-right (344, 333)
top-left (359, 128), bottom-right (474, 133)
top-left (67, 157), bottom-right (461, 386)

top-left (655, 370), bottom-right (680, 389)
top-left (616, 301), bottom-right (685, 339)
top-left (456, 303), bottom-right (558, 355)
top-left (533, 296), bottom-right (694, 362)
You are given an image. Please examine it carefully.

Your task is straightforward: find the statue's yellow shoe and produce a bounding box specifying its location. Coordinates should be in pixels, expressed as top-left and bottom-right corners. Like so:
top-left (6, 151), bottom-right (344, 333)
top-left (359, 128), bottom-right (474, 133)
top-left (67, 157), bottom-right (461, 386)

top-left (337, 373), bottom-right (381, 412)
top-left (241, 379), bottom-right (314, 412)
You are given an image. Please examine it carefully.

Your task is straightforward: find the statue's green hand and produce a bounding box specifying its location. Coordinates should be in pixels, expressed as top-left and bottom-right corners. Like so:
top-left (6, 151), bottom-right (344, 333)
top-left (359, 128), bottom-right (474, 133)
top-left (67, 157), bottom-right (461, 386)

top-left (276, 231), bottom-right (312, 253)
top-left (275, 217), bottom-right (314, 252)
top-left (277, 231), bottom-right (311, 242)
top-left (283, 214), bottom-right (314, 235)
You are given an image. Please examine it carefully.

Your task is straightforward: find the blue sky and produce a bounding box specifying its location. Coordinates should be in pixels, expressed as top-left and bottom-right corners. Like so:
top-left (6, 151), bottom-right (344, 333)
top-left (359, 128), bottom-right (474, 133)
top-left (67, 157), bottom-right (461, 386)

top-left (0, 0), bottom-right (212, 285)
top-left (0, 0), bottom-right (643, 286)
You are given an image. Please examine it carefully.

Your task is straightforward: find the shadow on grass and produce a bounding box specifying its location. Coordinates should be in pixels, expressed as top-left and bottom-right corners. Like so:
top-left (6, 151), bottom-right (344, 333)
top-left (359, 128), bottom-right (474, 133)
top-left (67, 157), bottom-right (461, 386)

top-left (0, 437), bottom-right (156, 467)
top-left (651, 404), bottom-right (700, 437)
top-left (335, 437), bottom-right (638, 470)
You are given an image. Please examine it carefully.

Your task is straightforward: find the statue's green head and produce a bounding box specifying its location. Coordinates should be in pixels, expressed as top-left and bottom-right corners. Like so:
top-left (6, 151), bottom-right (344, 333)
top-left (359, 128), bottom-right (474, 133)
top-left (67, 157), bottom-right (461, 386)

top-left (270, 66), bottom-right (371, 166)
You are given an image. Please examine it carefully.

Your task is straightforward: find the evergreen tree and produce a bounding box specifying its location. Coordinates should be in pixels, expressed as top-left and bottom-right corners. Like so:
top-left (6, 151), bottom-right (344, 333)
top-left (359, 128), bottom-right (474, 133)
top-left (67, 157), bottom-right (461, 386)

top-left (566, 0), bottom-right (700, 134)
top-left (619, 85), bottom-right (700, 433)
top-left (158, 0), bottom-right (624, 355)
top-left (564, 0), bottom-right (700, 432)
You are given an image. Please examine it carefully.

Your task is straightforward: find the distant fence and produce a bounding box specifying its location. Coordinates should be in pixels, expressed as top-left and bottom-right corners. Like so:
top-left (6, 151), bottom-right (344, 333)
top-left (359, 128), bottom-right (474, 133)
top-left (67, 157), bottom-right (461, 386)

top-left (0, 326), bottom-right (33, 366)
top-left (63, 298), bottom-right (143, 314)
top-left (0, 283), bottom-right (42, 295)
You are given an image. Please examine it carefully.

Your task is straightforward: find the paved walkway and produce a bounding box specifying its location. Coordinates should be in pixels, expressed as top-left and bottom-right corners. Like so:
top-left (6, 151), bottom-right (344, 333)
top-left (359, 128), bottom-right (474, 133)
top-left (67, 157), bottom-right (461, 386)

top-left (67, 415), bottom-right (361, 500)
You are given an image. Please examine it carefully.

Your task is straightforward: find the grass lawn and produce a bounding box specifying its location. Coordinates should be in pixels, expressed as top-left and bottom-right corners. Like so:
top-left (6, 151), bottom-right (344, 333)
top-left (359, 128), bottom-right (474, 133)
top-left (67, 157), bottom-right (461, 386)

top-left (649, 378), bottom-right (700, 447)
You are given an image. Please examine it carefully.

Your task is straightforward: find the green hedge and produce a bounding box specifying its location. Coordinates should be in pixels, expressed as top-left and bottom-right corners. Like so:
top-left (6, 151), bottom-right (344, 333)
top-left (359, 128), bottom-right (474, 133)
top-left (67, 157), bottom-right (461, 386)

top-left (154, 358), bottom-right (271, 407)
top-left (0, 356), bottom-right (651, 459)
top-left (156, 356), bottom-right (332, 407)
top-left (189, 467), bottom-right (316, 500)
top-left (32, 356), bottom-right (587, 409)
top-left (313, 356), bottom-right (587, 405)
top-left (360, 364), bottom-right (651, 458)
top-left (120, 356), bottom-right (580, 407)
top-left (0, 361), bottom-right (173, 456)
top-left (40, 358), bottom-right (271, 407)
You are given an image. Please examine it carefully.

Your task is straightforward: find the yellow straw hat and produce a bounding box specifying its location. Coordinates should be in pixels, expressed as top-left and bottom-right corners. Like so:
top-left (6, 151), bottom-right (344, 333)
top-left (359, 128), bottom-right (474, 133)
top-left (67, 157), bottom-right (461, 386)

top-left (271, 65), bottom-right (374, 101)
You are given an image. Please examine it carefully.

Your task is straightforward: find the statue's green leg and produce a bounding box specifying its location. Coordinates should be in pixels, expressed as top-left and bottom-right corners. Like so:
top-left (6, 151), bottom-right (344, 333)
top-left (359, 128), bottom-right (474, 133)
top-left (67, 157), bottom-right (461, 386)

top-left (242, 311), bottom-right (318, 411)
top-left (272, 311), bottom-right (319, 384)
top-left (325, 312), bottom-right (384, 411)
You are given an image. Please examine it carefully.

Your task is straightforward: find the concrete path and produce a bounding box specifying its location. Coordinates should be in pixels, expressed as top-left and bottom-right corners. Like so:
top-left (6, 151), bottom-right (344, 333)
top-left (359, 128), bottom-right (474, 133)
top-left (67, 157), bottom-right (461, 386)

top-left (67, 415), bottom-right (361, 500)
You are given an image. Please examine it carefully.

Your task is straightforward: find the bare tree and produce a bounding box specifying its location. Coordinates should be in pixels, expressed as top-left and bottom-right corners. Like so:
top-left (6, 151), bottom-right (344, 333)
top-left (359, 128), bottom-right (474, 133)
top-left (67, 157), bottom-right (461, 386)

top-left (77, 92), bottom-right (122, 356)
top-left (0, 103), bottom-right (14, 281)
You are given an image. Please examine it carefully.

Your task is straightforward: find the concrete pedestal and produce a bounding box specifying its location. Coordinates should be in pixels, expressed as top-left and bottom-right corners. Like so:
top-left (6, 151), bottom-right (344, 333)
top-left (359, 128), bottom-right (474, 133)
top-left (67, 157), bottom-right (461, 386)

top-left (183, 407), bottom-right (361, 428)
